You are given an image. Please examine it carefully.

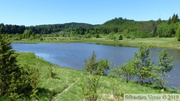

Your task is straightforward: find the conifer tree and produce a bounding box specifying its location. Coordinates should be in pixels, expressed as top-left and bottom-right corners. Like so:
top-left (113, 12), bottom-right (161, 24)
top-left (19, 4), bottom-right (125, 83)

top-left (0, 35), bottom-right (39, 99)
top-left (0, 35), bottom-right (19, 96)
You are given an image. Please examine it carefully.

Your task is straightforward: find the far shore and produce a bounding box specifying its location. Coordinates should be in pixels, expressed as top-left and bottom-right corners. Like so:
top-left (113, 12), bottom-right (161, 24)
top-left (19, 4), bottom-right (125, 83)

top-left (13, 37), bottom-right (180, 50)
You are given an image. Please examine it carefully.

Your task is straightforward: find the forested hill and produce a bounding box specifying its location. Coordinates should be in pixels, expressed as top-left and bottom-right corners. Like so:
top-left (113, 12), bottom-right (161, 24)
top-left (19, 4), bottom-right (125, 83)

top-left (0, 14), bottom-right (180, 39)
top-left (103, 17), bottom-right (135, 25)
top-left (0, 22), bottom-right (95, 34)
top-left (93, 15), bottom-right (179, 38)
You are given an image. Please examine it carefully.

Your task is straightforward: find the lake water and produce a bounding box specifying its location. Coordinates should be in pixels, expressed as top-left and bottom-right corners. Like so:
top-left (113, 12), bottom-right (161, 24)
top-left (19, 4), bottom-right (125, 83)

top-left (12, 42), bottom-right (180, 88)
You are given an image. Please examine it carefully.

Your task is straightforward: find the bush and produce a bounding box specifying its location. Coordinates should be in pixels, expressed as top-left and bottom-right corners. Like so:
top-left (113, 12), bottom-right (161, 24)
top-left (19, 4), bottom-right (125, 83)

top-left (81, 75), bottom-right (100, 101)
top-left (84, 51), bottom-right (110, 75)
top-left (119, 35), bottom-right (123, 40)
top-left (95, 34), bottom-right (101, 38)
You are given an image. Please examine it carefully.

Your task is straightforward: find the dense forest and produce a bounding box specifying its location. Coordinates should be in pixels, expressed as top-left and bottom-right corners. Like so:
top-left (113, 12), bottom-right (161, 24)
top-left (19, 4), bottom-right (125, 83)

top-left (1, 14), bottom-right (180, 40)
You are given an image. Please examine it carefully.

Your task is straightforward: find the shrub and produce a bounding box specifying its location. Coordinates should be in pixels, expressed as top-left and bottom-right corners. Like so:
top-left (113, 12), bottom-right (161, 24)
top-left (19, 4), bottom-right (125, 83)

top-left (119, 35), bottom-right (123, 40)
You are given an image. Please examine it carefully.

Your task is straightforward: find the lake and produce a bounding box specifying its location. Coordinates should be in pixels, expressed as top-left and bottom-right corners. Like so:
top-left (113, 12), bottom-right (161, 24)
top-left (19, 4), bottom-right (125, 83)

top-left (12, 42), bottom-right (180, 88)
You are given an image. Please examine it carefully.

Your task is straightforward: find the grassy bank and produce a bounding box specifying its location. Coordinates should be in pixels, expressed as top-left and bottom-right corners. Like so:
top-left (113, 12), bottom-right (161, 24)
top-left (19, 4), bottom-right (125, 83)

top-left (1, 52), bottom-right (176, 101)
top-left (14, 37), bottom-right (180, 49)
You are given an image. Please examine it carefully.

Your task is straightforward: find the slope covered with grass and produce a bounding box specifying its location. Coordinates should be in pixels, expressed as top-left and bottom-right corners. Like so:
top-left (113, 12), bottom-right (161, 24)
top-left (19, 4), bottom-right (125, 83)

top-left (1, 52), bottom-right (175, 101)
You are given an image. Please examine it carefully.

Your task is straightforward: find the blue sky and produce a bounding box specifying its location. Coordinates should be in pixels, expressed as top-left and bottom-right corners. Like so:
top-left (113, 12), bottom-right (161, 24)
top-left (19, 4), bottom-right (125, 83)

top-left (0, 0), bottom-right (180, 26)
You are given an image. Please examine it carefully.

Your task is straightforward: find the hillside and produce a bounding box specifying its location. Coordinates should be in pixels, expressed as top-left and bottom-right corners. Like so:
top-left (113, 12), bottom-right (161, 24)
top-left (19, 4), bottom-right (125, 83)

top-left (0, 22), bottom-right (95, 34)
top-left (0, 52), bottom-right (174, 101)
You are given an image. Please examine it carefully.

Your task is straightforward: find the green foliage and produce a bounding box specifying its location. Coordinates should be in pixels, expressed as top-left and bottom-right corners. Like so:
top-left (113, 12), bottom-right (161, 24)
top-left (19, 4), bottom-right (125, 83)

top-left (0, 26), bottom-right (2, 34)
top-left (1, 14), bottom-right (180, 41)
top-left (157, 50), bottom-right (174, 89)
top-left (167, 14), bottom-right (180, 24)
top-left (113, 59), bottom-right (136, 83)
top-left (109, 78), bottom-right (124, 98)
top-left (95, 34), bottom-right (100, 38)
top-left (23, 29), bottom-right (33, 38)
top-left (176, 24), bottom-right (180, 41)
top-left (84, 51), bottom-right (97, 74)
top-left (84, 52), bottom-right (110, 75)
top-left (0, 51), bottom-right (175, 100)
top-left (133, 47), bottom-right (154, 84)
top-left (157, 23), bottom-right (178, 37)
top-left (104, 17), bottom-right (134, 25)
top-left (0, 35), bottom-right (19, 96)
top-left (18, 65), bottom-right (39, 99)
top-left (0, 35), bottom-right (39, 99)
top-left (48, 65), bottom-right (57, 78)
top-left (85, 33), bottom-right (92, 38)
top-left (107, 33), bottom-right (116, 40)
top-left (81, 75), bottom-right (100, 101)
top-left (95, 59), bottom-right (110, 75)
top-left (111, 47), bottom-right (174, 90)
top-left (119, 35), bottom-right (123, 40)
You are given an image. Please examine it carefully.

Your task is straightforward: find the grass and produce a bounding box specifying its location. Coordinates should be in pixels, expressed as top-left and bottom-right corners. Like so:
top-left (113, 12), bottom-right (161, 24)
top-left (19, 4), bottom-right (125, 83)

top-left (0, 52), bottom-right (175, 101)
top-left (13, 37), bottom-right (180, 49)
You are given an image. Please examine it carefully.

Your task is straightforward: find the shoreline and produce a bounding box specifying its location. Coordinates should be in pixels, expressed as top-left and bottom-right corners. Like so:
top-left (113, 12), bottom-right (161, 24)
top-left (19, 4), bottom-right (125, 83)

top-left (13, 37), bottom-right (180, 50)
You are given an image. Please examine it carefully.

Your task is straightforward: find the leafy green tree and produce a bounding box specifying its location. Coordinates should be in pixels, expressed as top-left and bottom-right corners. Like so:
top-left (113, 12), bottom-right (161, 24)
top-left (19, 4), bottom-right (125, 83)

top-left (84, 51), bottom-right (98, 74)
top-left (157, 50), bottom-right (174, 89)
top-left (84, 52), bottom-right (110, 75)
top-left (95, 59), bottom-right (110, 75)
top-left (120, 60), bottom-right (136, 83)
top-left (157, 23), bottom-right (177, 37)
top-left (23, 29), bottom-right (33, 38)
top-left (112, 59), bottom-right (135, 83)
top-left (133, 47), bottom-right (154, 84)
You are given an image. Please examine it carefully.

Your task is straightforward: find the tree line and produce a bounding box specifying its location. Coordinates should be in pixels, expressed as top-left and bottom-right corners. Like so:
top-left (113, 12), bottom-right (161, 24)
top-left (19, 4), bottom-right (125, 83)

top-left (0, 22), bottom-right (93, 34)
top-left (1, 14), bottom-right (180, 40)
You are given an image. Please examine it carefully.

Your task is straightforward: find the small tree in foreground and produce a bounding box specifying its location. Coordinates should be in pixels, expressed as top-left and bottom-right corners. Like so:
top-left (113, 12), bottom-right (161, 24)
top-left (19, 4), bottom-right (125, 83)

top-left (119, 59), bottom-right (136, 83)
top-left (81, 75), bottom-right (100, 101)
top-left (157, 50), bottom-right (174, 89)
top-left (84, 51), bottom-right (97, 75)
top-left (82, 52), bottom-right (111, 101)
top-left (84, 51), bottom-right (110, 75)
top-left (133, 47), bottom-right (154, 84)
top-left (111, 59), bottom-right (136, 83)
top-left (95, 59), bottom-right (110, 75)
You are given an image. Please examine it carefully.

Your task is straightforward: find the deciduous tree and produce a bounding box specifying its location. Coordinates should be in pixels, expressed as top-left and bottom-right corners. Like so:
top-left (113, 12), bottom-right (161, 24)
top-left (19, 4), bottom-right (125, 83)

top-left (157, 50), bottom-right (174, 89)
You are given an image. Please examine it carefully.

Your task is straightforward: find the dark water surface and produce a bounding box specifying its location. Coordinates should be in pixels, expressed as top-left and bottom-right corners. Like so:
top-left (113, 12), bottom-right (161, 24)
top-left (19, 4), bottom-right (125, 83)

top-left (12, 42), bottom-right (180, 88)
